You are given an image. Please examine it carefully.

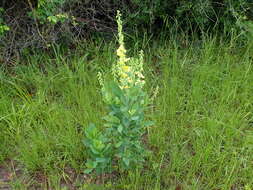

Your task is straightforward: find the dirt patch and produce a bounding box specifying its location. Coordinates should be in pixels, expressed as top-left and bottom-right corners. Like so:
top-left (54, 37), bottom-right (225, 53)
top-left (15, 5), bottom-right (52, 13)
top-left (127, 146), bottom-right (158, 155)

top-left (0, 160), bottom-right (13, 190)
top-left (0, 159), bottom-right (120, 189)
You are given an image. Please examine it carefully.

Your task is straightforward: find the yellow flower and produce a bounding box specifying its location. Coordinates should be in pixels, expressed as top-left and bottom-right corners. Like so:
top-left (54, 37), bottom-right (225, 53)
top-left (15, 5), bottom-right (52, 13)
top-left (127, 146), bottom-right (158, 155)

top-left (127, 79), bottom-right (133, 83)
top-left (122, 65), bottom-right (130, 72)
top-left (120, 73), bottom-right (128, 78)
top-left (117, 45), bottom-right (126, 57)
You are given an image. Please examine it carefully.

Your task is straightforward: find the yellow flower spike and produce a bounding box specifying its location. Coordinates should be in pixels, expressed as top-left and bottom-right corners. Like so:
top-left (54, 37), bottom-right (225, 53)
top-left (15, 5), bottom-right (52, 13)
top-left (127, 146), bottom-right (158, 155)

top-left (115, 11), bottom-right (146, 90)
top-left (116, 11), bottom-right (124, 48)
top-left (97, 72), bottom-right (104, 87)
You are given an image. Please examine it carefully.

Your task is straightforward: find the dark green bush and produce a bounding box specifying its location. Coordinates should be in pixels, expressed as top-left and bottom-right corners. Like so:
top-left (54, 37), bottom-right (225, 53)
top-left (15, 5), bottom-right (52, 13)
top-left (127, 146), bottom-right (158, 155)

top-left (0, 0), bottom-right (252, 62)
top-left (127, 0), bottom-right (252, 33)
top-left (1, 0), bottom-right (252, 34)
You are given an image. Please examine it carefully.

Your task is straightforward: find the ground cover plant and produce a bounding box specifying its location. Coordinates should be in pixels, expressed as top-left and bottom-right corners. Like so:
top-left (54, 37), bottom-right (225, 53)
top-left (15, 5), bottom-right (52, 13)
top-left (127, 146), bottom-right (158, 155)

top-left (0, 29), bottom-right (253, 189)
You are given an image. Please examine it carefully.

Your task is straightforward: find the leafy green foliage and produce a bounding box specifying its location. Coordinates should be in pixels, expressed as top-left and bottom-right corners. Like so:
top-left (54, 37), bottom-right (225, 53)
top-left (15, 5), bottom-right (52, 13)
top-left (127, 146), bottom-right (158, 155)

top-left (32, 0), bottom-right (67, 24)
top-left (0, 0), bottom-right (252, 63)
top-left (0, 7), bottom-right (9, 36)
top-left (103, 81), bottom-right (151, 170)
top-left (83, 124), bottom-right (112, 174)
top-left (84, 80), bottom-right (151, 174)
top-left (128, 0), bottom-right (252, 33)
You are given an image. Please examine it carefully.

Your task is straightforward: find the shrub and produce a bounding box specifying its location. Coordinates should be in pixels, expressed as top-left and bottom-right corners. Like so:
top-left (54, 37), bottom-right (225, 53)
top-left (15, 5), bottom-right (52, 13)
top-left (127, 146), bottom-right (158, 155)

top-left (0, 0), bottom-right (252, 62)
top-left (127, 0), bottom-right (252, 33)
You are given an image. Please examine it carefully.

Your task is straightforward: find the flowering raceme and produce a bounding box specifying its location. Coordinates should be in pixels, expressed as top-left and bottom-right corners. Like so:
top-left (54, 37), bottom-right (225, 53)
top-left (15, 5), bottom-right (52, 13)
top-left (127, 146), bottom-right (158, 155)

top-left (113, 11), bottom-right (145, 90)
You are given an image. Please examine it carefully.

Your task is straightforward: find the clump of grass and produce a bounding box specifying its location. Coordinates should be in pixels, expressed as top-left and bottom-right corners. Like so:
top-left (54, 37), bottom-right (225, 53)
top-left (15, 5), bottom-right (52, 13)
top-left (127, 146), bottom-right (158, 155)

top-left (0, 35), bottom-right (252, 189)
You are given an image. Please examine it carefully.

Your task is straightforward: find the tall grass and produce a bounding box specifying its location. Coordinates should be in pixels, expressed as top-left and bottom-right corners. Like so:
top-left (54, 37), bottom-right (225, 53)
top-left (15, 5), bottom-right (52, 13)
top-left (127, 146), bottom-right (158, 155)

top-left (0, 37), bottom-right (252, 189)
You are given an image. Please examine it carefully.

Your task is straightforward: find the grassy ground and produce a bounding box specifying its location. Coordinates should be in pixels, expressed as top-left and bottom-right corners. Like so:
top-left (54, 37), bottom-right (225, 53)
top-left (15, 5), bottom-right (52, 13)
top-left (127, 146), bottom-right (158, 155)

top-left (0, 37), bottom-right (253, 190)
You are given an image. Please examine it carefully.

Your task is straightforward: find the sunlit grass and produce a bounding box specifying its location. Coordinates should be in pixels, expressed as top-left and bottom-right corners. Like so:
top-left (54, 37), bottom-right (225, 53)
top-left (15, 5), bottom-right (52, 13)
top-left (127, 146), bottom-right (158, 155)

top-left (0, 37), bottom-right (252, 189)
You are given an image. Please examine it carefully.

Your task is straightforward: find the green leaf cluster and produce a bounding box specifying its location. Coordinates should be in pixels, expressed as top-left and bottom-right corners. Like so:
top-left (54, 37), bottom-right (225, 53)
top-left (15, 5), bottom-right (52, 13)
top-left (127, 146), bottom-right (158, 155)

top-left (30, 0), bottom-right (67, 24)
top-left (84, 81), bottom-right (153, 174)
top-left (0, 7), bottom-right (9, 36)
top-left (83, 124), bottom-right (112, 174)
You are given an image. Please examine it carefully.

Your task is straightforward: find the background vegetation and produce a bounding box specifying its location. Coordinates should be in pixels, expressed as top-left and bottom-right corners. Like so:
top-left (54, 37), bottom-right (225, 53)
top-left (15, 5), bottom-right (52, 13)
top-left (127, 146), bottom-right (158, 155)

top-left (0, 0), bottom-right (252, 61)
